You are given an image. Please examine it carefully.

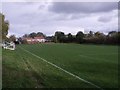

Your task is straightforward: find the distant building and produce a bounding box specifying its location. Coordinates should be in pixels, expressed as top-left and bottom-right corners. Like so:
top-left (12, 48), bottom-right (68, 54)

top-left (34, 36), bottom-right (46, 42)
top-left (23, 36), bottom-right (46, 44)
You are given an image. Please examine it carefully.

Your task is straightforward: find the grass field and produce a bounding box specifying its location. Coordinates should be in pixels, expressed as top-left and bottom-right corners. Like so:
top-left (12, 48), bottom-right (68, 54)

top-left (2, 43), bottom-right (118, 89)
top-left (0, 47), bottom-right (2, 89)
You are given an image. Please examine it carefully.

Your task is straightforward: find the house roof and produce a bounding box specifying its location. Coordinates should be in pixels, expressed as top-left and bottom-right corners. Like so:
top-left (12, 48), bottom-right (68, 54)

top-left (22, 36), bottom-right (45, 42)
top-left (34, 36), bottom-right (44, 39)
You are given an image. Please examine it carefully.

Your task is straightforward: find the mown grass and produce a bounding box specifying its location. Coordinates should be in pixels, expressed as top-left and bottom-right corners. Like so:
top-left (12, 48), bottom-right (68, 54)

top-left (0, 47), bottom-right (2, 89)
top-left (2, 43), bottom-right (118, 89)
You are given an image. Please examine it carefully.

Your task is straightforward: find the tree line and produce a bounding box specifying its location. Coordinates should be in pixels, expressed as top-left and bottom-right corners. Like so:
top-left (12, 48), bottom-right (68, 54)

top-left (5, 30), bottom-right (120, 45)
top-left (53, 31), bottom-right (120, 45)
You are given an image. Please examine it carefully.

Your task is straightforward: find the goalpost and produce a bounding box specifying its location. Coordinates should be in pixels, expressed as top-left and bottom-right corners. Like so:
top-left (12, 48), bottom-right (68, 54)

top-left (2, 42), bottom-right (15, 50)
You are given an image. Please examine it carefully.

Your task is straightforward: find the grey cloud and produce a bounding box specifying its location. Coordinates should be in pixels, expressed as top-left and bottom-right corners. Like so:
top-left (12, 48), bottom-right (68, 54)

top-left (98, 16), bottom-right (112, 23)
top-left (98, 10), bottom-right (117, 23)
top-left (49, 2), bottom-right (118, 14)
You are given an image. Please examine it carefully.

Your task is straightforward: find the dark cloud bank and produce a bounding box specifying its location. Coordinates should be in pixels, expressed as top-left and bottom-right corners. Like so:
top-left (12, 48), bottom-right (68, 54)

top-left (49, 2), bottom-right (118, 14)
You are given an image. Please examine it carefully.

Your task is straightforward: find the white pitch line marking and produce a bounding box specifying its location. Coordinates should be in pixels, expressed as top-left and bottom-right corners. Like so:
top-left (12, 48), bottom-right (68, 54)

top-left (19, 46), bottom-right (103, 90)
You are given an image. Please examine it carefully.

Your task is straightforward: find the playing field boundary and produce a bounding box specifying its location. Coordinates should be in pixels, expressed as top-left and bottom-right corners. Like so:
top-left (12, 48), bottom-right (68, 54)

top-left (19, 46), bottom-right (103, 89)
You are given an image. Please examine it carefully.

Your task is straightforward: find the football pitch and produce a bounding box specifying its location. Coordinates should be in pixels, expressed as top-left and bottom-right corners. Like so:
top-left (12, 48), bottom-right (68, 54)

top-left (2, 43), bottom-right (118, 89)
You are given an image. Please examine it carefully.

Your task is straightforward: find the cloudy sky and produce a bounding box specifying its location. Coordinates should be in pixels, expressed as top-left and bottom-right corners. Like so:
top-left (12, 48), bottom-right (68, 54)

top-left (1, 0), bottom-right (119, 37)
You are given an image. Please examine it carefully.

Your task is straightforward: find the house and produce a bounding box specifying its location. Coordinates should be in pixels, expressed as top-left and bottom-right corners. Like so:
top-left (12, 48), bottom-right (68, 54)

top-left (23, 36), bottom-right (46, 44)
top-left (34, 36), bottom-right (46, 42)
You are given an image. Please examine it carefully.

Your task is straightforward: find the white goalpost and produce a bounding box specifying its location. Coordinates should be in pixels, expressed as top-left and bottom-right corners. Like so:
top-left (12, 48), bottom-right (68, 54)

top-left (2, 42), bottom-right (15, 50)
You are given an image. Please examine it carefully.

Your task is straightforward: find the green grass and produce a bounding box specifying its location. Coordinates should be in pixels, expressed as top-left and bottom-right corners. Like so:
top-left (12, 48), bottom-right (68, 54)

top-left (2, 43), bottom-right (118, 88)
top-left (0, 47), bottom-right (2, 89)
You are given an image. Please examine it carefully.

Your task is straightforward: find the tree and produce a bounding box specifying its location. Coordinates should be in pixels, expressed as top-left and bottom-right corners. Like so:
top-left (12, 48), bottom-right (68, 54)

top-left (76, 31), bottom-right (84, 43)
top-left (108, 31), bottom-right (117, 37)
top-left (94, 31), bottom-right (101, 37)
top-left (28, 32), bottom-right (45, 38)
top-left (94, 31), bottom-right (106, 44)
top-left (36, 32), bottom-right (45, 37)
top-left (0, 13), bottom-right (9, 41)
top-left (67, 33), bottom-right (73, 42)
top-left (29, 32), bottom-right (36, 38)
top-left (87, 31), bottom-right (94, 38)
top-left (106, 31), bottom-right (118, 44)
top-left (54, 31), bottom-right (65, 43)
top-left (9, 35), bottom-right (16, 42)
